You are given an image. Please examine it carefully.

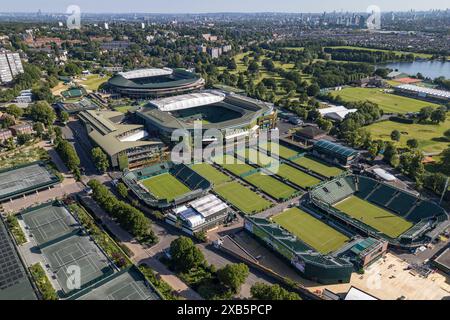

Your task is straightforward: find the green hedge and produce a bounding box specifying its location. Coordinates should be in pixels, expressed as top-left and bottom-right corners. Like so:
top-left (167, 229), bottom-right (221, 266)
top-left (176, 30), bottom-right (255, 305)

top-left (29, 263), bottom-right (58, 300)
top-left (6, 215), bottom-right (26, 245)
top-left (69, 203), bottom-right (132, 269)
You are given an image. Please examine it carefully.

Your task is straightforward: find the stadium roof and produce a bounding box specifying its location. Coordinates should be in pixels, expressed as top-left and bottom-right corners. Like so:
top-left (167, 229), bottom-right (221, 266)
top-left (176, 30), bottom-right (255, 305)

top-left (397, 84), bottom-right (450, 99)
top-left (314, 140), bottom-right (358, 158)
top-left (150, 91), bottom-right (226, 111)
top-left (108, 68), bottom-right (203, 90)
top-left (79, 110), bottom-right (162, 156)
top-left (138, 92), bottom-right (272, 131)
top-left (189, 194), bottom-right (228, 218)
top-left (118, 68), bottom-right (173, 79)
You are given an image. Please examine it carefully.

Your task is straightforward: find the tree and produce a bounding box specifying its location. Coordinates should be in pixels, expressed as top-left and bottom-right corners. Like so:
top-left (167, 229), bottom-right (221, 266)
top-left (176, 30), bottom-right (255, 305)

top-left (28, 101), bottom-right (56, 126)
top-left (33, 122), bottom-right (45, 138)
top-left (251, 283), bottom-right (300, 300)
top-left (169, 236), bottom-right (205, 272)
top-left (444, 129), bottom-right (450, 141)
top-left (418, 106), bottom-right (434, 122)
top-left (217, 263), bottom-right (249, 293)
top-left (307, 83), bottom-right (320, 97)
top-left (87, 179), bottom-right (155, 241)
top-left (117, 182), bottom-right (128, 199)
top-left (91, 147), bottom-right (109, 173)
top-left (60, 111), bottom-right (69, 124)
top-left (441, 147), bottom-right (450, 175)
top-left (5, 104), bottom-right (23, 119)
top-left (390, 130), bottom-right (401, 142)
top-left (55, 139), bottom-right (80, 174)
top-left (247, 60), bottom-right (259, 74)
top-left (406, 139), bottom-right (419, 149)
top-left (17, 133), bottom-right (33, 145)
top-left (430, 107), bottom-right (447, 124)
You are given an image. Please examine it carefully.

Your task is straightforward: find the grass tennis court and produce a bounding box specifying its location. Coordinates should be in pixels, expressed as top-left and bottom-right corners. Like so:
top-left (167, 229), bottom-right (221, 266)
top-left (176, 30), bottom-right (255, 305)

top-left (190, 163), bottom-right (231, 186)
top-left (276, 164), bottom-right (321, 189)
top-left (214, 182), bottom-right (272, 215)
top-left (329, 87), bottom-right (439, 113)
top-left (293, 156), bottom-right (343, 178)
top-left (334, 196), bottom-right (413, 238)
top-left (240, 148), bottom-right (280, 168)
top-left (141, 173), bottom-right (190, 201)
top-left (260, 142), bottom-right (300, 159)
top-left (244, 173), bottom-right (297, 201)
top-left (213, 154), bottom-right (255, 176)
top-left (273, 208), bottom-right (349, 254)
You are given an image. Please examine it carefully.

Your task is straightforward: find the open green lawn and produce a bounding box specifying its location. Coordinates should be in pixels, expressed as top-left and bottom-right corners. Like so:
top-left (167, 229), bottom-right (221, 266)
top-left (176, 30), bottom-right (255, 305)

top-left (244, 173), bottom-right (297, 201)
top-left (334, 196), bottom-right (413, 238)
top-left (190, 163), bottom-right (231, 186)
top-left (293, 156), bottom-right (343, 178)
top-left (365, 116), bottom-right (450, 154)
top-left (330, 87), bottom-right (439, 113)
top-left (213, 154), bottom-right (255, 176)
top-left (273, 208), bottom-right (349, 254)
top-left (260, 142), bottom-right (300, 159)
top-left (276, 164), bottom-right (321, 189)
top-left (214, 182), bottom-right (272, 215)
top-left (141, 173), bottom-right (190, 201)
top-left (78, 74), bottom-right (109, 91)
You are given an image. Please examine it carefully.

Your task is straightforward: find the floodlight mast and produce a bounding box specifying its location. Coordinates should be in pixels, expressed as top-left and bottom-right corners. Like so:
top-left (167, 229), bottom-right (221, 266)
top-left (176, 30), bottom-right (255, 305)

top-left (439, 177), bottom-right (449, 206)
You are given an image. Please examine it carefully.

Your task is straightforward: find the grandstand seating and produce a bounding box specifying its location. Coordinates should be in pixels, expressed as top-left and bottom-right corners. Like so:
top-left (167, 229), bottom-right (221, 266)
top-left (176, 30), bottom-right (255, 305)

top-left (400, 220), bottom-right (431, 240)
top-left (407, 201), bottom-right (446, 222)
top-left (367, 185), bottom-right (398, 207)
top-left (312, 176), bottom-right (355, 205)
top-left (170, 165), bottom-right (210, 191)
top-left (355, 176), bottom-right (378, 199)
top-left (387, 193), bottom-right (418, 216)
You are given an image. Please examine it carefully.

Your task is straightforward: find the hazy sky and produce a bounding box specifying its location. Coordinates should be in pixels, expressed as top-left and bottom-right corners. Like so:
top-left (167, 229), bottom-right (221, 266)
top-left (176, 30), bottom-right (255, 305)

top-left (1, 0), bottom-right (449, 13)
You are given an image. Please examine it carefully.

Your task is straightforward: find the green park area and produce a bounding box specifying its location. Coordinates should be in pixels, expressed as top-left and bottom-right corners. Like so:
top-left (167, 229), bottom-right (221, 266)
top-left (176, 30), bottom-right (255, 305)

top-left (330, 87), bottom-right (439, 113)
top-left (365, 115), bottom-right (450, 154)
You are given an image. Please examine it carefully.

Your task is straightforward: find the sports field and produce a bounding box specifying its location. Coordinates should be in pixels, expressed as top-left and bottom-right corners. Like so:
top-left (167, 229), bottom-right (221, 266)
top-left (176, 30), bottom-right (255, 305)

top-left (214, 182), bottom-right (272, 215)
top-left (241, 148), bottom-right (279, 168)
top-left (260, 142), bottom-right (300, 159)
top-left (141, 173), bottom-right (190, 201)
top-left (330, 87), bottom-right (439, 113)
top-left (293, 156), bottom-right (343, 178)
top-left (365, 115), bottom-right (450, 154)
top-left (272, 208), bottom-right (349, 254)
top-left (334, 196), bottom-right (413, 238)
top-left (276, 164), bottom-right (321, 189)
top-left (214, 154), bottom-right (255, 176)
top-left (191, 163), bottom-right (231, 186)
top-left (244, 173), bottom-right (297, 201)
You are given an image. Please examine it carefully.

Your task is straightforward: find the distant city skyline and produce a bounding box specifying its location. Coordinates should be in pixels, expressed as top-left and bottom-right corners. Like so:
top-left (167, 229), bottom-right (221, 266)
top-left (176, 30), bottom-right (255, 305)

top-left (1, 0), bottom-right (449, 14)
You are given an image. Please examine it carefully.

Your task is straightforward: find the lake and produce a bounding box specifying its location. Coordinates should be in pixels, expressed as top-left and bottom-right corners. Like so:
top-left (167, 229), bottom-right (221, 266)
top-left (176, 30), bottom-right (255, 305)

top-left (379, 60), bottom-right (450, 79)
